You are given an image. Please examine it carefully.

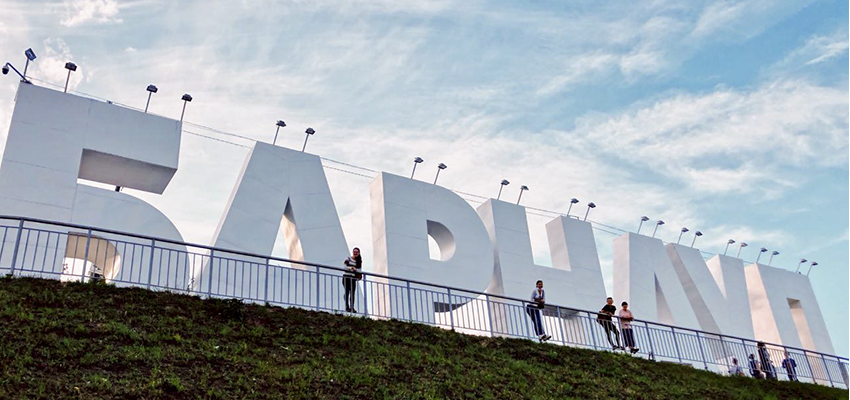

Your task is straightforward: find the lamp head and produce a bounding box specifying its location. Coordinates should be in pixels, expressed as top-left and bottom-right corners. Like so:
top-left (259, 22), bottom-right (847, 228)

top-left (740, 242), bottom-right (748, 248)
top-left (760, 247), bottom-right (768, 253)
top-left (305, 127), bottom-right (315, 135)
top-left (182, 94), bottom-right (193, 102)
top-left (694, 231), bottom-right (702, 237)
top-left (276, 120), bottom-right (286, 127)
top-left (500, 179), bottom-right (509, 186)
top-left (64, 62), bottom-right (77, 71)
top-left (587, 202), bottom-right (596, 208)
top-left (810, 261), bottom-right (818, 266)
top-left (437, 163), bottom-right (447, 170)
top-left (727, 239), bottom-right (735, 245)
top-left (641, 216), bottom-right (649, 222)
top-left (656, 220), bottom-right (665, 226)
top-left (520, 185), bottom-right (529, 191)
top-left (414, 157), bottom-right (423, 163)
top-left (24, 48), bottom-right (36, 61)
top-left (771, 250), bottom-right (779, 256)
top-left (571, 198), bottom-right (579, 204)
top-left (146, 84), bottom-right (158, 93)
top-left (681, 227), bottom-right (689, 233)
top-left (799, 258), bottom-right (807, 263)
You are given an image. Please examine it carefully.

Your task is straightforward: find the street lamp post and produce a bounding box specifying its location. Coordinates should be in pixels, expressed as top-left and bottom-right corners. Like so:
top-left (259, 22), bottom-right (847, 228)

top-left (583, 202), bottom-right (596, 221)
top-left (768, 250), bottom-right (779, 266)
top-left (497, 179), bottom-right (509, 200)
top-left (736, 242), bottom-right (748, 258)
top-left (433, 163), bottom-right (447, 184)
top-left (516, 185), bottom-right (529, 205)
top-left (567, 198), bottom-right (579, 217)
top-left (795, 258), bottom-right (807, 273)
top-left (691, 231), bottom-right (702, 248)
top-left (411, 157), bottom-right (424, 179)
top-left (677, 227), bottom-right (689, 244)
top-left (637, 216), bottom-right (649, 234)
top-left (180, 94), bottom-right (192, 122)
top-left (724, 239), bottom-right (736, 256)
top-left (273, 120), bottom-right (286, 145)
top-left (63, 62), bottom-right (77, 93)
top-left (651, 220), bottom-right (664, 238)
top-left (755, 248), bottom-right (768, 264)
top-left (301, 127), bottom-right (315, 152)
top-left (144, 84), bottom-right (158, 113)
top-left (805, 261), bottom-right (818, 276)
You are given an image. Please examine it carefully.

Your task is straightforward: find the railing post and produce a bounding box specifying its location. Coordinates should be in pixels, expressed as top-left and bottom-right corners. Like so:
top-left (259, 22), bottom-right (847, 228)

top-left (803, 350), bottom-right (816, 383)
top-left (207, 250), bottom-right (215, 297)
top-left (821, 353), bottom-right (835, 387)
top-left (406, 281), bottom-right (413, 321)
top-left (264, 258), bottom-right (270, 304)
top-left (314, 266), bottom-right (320, 311)
top-left (145, 239), bottom-right (155, 289)
top-left (81, 229), bottom-right (93, 282)
top-left (587, 311), bottom-right (598, 350)
top-left (8, 219), bottom-right (24, 276)
top-left (555, 306), bottom-right (566, 346)
top-left (447, 288), bottom-right (455, 331)
top-left (645, 321), bottom-right (655, 361)
top-left (485, 294), bottom-right (494, 338)
top-left (361, 275), bottom-right (369, 316)
top-left (695, 331), bottom-right (708, 370)
top-left (718, 334), bottom-right (732, 372)
top-left (671, 327), bottom-right (683, 364)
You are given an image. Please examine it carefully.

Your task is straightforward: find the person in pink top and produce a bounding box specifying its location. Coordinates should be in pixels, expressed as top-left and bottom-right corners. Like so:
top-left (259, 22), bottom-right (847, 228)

top-left (618, 302), bottom-right (639, 354)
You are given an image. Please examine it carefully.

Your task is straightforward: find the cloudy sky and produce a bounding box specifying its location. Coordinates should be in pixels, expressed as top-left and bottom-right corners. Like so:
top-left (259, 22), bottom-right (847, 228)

top-left (0, 0), bottom-right (847, 356)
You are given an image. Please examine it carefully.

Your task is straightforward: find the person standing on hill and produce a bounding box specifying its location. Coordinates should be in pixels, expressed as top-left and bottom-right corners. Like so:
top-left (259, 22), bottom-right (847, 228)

top-left (757, 342), bottom-right (777, 380)
top-left (598, 297), bottom-right (622, 350)
top-left (527, 280), bottom-right (551, 342)
top-left (618, 302), bottom-right (639, 354)
top-left (342, 247), bottom-right (362, 313)
top-left (749, 354), bottom-right (763, 379)
top-left (781, 351), bottom-right (798, 382)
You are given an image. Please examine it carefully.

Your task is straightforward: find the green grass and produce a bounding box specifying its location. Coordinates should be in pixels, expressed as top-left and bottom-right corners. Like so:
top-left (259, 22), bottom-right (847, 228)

top-left (0, 276), bottom-right (844, 399)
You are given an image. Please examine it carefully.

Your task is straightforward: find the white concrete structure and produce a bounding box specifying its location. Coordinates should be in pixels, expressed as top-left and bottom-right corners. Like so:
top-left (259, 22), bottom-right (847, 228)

top-left (0, 83), bottom-right (185, 285)
top-left (746, 263), bottom-right (834, 354)
top-left (476, 199), bottom-right (606, 310)
top-left (370, 172), bottom-right (494, 321)
top-left (199, 141), bottom-right (350, 303)
top-left (704, 255), bottom-right (756, 339)
top-left (613, 233), bottom-right (701, 329)
top-left (665, 243), bottom-right (735, 335)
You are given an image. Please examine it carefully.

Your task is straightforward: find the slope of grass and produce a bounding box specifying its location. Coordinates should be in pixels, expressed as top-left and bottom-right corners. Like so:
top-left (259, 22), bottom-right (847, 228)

top-left (0, 276), bottom-right (844, 399)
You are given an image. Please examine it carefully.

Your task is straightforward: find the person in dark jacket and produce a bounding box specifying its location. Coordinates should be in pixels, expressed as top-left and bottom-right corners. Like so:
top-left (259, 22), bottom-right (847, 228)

top-left (749, 354), bottom-right (763, 379)
top-left (757, 342), bottom-right (777, 380)
top-left (598, 297), bottom-right (622, 350)
top-left (781, 351), bottom-right (798, 381)
top-left (342, 247), bottom-right (362, 313)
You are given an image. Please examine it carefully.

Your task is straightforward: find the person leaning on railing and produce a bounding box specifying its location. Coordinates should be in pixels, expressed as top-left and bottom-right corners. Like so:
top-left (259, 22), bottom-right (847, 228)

top-left (618, 302), bottom-right (639, 354)
top-left (597, 297), bottom-right (622, 350)
top-left (342, 247), bottom-right (362, 313)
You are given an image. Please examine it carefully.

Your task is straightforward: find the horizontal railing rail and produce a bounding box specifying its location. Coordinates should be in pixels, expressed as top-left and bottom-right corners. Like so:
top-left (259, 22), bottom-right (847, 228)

top-left (0, 215), bottom-right (847, 389)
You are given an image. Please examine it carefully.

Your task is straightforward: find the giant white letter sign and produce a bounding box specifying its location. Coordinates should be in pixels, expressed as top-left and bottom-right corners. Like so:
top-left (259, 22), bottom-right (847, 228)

top-left (746, 263), bottom-right (834, 353)
top-left (200, 142), bottom-right (349, 305)
top-left (370, 172), bottom-right (494, 323)
top-left (613, 233), bottom-right (700, 329)
top-left (0, 83), bottom-right (185, 286)
top-left (703, 254), bottom-right (756, 339)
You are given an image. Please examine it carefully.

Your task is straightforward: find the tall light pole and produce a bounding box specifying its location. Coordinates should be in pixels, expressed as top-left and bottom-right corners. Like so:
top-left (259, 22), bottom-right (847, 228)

top-left (755, 247), bottom-right (768, 264)
top-left (736, 242), bottom-right (748, 258)
top-left (433, 163), bottom-right (447, 184)
top-left (567, 198), bottom-right (579, 217)
top-left (144, 84), bottom-right (157, 113)
top-left (410, 157), bottom-right (424, 179)
top-left (516, 185), bottom-right (529, 205)
top-left (637, 216), bottom-right (649, 234)
top-left (180, 94), bottom-right (192, 122)
top-left (63, 62), bottom-right (77, 93)
top-left (768, 250), bottom-right (779, 266)
top-left (497, 179), bottom-right (509, 200)
top-left (795, 258), bottom-right (807, 273)
top-left (583, 202), bottom-right (596, 221)
top-left (677, 227), bottom-right (689, 244)
top-left (691, 231), bottom-right (702, 248)
top-left (651, 220), bottom-right (664, 238)
top-left (22, 48), bottom-right (36, 81)
top-left (805, 261), bottom-right (818, 276)
top-left (301, 127), bottom-right (315, 152)
top-left (273, 120), bottom-right (286, 145)
top-left (724, 239), bottom-right (735, 256)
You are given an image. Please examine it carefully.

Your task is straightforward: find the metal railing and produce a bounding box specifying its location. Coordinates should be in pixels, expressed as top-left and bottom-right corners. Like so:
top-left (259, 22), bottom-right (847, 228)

top-left (0, 215), bottom-right (846, 389)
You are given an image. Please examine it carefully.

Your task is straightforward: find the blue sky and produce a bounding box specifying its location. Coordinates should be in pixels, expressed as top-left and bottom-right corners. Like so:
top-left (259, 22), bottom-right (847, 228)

top-left (0, 0), bottom-right (847, 356)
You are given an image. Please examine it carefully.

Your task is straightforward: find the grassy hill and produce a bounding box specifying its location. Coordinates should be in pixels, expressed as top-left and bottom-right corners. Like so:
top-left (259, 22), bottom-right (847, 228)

top-left (0, 276), bottom-right (844, 399)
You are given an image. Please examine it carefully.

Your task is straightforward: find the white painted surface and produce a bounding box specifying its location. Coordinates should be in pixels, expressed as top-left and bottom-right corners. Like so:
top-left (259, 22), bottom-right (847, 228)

top-left (705, 254), bottom-right (756, 339)
top-left (665, 243), bottom-right (734, 335)
top-left (746, 263), bottom-right (834, 353)
top-left (613, 232), bottom-right (701, 329)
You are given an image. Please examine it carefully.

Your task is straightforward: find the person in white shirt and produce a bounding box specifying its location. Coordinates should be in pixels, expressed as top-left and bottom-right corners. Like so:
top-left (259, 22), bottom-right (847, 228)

top-left (730, 358), bottom-right (745, 376)
top-left (618, 302), bottom-right (639, 354)
top-left (527, 280), bottom-right (551, 342)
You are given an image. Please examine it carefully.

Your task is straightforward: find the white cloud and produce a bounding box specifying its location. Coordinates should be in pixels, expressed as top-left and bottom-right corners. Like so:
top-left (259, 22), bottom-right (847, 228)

top-left (60, 0), bottom-right (122, 27)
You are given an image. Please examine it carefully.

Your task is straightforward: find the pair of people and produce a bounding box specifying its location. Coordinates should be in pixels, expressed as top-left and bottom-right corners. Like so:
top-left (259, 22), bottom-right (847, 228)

top-left (597, 297), bottom-right (639, 353)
